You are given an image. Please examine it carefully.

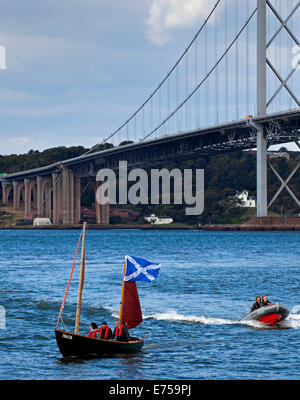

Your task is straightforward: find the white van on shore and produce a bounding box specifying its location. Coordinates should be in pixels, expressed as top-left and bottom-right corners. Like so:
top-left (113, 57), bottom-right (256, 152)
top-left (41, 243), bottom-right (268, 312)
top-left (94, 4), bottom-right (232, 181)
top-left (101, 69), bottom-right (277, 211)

top-left (33, 218), bottom-right (52, 226)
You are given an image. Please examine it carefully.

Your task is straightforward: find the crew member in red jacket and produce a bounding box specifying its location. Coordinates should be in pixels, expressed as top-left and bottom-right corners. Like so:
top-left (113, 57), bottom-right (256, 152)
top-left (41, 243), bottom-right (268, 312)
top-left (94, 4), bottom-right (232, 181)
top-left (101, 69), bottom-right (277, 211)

top-left (98, 321), bottom-right (112, 340)
top-left (112, 319), bottom-right (130, 342)
top-left (87, 322), bottom-right (99, 338)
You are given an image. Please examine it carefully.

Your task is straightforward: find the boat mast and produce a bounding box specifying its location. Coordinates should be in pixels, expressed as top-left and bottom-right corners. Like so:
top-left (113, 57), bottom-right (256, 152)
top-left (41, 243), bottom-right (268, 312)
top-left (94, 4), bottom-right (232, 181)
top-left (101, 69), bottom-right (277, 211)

top-left (119, 257), bottom-right (127, 322)
top-left (75, 222), bottom-right (87, 334)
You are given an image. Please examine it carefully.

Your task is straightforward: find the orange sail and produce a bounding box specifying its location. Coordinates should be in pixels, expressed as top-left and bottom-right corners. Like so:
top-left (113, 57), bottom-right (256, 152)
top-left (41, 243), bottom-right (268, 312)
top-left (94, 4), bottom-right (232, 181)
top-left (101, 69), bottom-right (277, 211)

top-left (121, 281), bottom-right (143, 329)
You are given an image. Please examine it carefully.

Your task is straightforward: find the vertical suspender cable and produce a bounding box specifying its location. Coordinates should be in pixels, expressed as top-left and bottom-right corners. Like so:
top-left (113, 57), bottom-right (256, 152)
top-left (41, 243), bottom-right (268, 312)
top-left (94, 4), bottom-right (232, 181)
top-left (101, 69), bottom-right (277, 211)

top-left (150, 97), bottom-right (153, 135)
top-left (215, 7), bottom-right (219, 124)
top-left (288, 0), bottom-right (292, 109)
top-left (142, 106), bottom-right (145, 138)
top-left (235, 0), bottom-right (239, 120)
top-left (246, 0), bottom-right (250, 114)
top-left (289, 0), bottom-right (294, 108)
top-left (279, 0), bottom-right (282, 111)
top-left (159, 88), bottom-right (162, 136)
top-left (176, 65), bottom-right (179, 131)
top-left (205, 24), bottom-right (209, 126)
top-left (195, 36), bottom-right (198, 127)
top-left (185, 49), bottom-right (189, 130)
top-left (167, 76), bottom-right (170, 134)
top-left (286, 2), bottom-right (289, 110)
top-left (225, 0), bottom-right (228, 122)
top-left (273, 0), bottom-right (280, 112)
top-left (267, 0), bottom-right (270, 113)
top-left (141, 8), bottom-right (258, 142)
top-left (82, 0), bottom-right (221, 155)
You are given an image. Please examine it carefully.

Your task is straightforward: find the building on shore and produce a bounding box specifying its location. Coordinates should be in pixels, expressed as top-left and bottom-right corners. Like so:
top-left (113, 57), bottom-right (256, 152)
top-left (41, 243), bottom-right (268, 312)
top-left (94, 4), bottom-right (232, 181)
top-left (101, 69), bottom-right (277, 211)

top-left (235, 190), bottom-right (256, 208)
top-left (145, 214), bottom-right (173, 225)
top-left (267, 151), bottom-right (290, 160)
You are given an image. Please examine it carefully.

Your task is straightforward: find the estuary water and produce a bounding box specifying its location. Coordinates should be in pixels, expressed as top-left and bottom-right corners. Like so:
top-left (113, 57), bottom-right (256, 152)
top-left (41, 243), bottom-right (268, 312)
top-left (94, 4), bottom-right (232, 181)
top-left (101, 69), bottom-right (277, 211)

top-left (0, 229), bottom-right (299, 380)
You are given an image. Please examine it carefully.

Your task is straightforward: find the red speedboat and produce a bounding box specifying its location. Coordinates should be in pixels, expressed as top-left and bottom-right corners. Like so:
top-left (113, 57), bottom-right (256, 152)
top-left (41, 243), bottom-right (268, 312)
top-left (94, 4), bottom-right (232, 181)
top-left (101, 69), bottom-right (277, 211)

top-left (240, 303), bottom-right (289, 326)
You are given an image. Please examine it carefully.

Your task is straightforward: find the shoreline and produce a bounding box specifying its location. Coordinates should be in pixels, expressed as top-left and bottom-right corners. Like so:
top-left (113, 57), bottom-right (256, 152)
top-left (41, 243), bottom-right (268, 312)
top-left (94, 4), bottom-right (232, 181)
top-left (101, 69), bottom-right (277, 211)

top-left (0, 224), bottom-right (300, 231)
top-left (0, 223), bottom-right (198, 230)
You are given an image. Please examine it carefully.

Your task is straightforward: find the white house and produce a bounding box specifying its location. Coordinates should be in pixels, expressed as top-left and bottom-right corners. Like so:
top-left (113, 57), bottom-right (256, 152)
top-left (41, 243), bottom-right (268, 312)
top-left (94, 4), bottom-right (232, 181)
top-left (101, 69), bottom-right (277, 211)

top-left (145, 214), bottom-right (173, 225)
top-left (267, 151), bottom-right (290, 160)
top-left (235, 190), bottom-right (256, 208)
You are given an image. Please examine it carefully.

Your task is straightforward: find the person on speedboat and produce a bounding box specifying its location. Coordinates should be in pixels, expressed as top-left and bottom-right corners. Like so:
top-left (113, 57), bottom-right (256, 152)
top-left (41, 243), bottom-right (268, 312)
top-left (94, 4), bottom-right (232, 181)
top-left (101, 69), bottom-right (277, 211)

top-left (250, 296), bottom-right (261, 312)
top-left (261, 295), bottom-right (271, 307)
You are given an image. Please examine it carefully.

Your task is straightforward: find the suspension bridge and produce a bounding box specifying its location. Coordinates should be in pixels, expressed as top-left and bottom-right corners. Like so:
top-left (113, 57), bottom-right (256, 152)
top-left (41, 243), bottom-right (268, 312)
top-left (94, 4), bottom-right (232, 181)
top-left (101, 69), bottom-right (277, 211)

top-left (1, 0), bottom-right (300, 225)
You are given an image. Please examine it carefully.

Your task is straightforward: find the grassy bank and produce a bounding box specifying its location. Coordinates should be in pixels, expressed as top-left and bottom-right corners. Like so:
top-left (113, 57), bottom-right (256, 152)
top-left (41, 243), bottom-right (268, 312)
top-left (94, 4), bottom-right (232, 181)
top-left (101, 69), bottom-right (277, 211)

top-left (0, 204), bottom-right (25, 228)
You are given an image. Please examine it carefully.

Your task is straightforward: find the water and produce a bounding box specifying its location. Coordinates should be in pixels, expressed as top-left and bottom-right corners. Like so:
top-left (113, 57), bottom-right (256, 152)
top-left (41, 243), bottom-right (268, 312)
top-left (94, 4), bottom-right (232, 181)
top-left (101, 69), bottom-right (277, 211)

top-left (0, 229), bottom-right (299, 380)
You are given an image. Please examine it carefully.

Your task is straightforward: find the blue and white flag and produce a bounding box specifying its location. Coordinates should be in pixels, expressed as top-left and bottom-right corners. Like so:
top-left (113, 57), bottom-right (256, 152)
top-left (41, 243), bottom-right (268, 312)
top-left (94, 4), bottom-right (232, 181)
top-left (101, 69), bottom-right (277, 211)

top-left (124, 255), bottom-right (161, 282)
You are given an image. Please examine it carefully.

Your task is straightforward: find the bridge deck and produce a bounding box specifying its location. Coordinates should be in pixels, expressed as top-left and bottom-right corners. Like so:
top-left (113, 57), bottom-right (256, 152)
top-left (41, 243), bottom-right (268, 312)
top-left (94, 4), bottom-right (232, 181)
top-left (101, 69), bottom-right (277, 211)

top-left (2, 109), bottom-right (300, 181)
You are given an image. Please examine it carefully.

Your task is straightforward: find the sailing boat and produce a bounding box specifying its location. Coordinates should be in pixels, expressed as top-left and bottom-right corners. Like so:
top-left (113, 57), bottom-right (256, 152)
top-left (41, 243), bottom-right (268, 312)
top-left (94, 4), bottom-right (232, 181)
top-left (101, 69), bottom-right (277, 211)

top-left (55, 222), bottom-right (160, 358)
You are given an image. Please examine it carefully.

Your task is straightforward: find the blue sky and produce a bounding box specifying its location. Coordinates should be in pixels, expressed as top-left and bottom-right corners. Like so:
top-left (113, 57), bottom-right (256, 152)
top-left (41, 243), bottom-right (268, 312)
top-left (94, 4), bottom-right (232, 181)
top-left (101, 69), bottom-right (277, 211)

top-left (0, 0), bottom-right (299, 155)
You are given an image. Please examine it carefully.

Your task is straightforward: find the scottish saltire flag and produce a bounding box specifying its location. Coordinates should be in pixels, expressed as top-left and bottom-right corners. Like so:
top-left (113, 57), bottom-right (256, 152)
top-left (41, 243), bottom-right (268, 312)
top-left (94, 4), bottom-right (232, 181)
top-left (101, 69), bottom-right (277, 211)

top-left (124, 255), bottom-right (161, 282)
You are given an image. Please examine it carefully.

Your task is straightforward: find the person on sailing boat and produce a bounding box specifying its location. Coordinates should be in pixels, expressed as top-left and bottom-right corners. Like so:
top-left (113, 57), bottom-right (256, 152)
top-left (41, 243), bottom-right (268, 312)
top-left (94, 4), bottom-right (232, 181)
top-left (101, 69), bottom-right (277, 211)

top-left (98, 321), bottom-right (112, 340)
top-left (88, 322), bottom-right (99, 338)
top-left (112, 319), bottom-right (130, 342)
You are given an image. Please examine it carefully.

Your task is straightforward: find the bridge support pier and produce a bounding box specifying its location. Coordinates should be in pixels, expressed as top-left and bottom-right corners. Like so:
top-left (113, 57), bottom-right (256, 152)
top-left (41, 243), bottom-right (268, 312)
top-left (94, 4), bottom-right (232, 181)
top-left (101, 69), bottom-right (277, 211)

top-left (3, 173), bottom-right (81, 224)
top-left (12, 181), bottom-right (26, 210)
top-left (28, 180), bottom-right (37, 217)
top-left (42, 179), bottom-right (52, 219)
top-left (75, 177), bottom-right (81, 224)
top-left (13, 181), bottom-right (18, 209)
top-left (1, 181), bottom-right (10, 205)
top-left (36, 176), bottom-right (43, 217)
top-left (94, 181), bottom-right (110, 224)
top-left (61, 167), bottom-right (81, 225)
top-left (52, 173), bottom-right (59, 224)
top-left (24, 179), bottom-right (30, 218)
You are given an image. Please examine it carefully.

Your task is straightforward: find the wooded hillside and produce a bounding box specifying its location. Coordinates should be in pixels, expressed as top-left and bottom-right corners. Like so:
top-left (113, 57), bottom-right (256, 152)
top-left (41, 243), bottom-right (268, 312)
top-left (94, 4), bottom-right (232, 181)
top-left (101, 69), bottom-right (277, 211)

top-left (1, 146), bottom-right (299, 225)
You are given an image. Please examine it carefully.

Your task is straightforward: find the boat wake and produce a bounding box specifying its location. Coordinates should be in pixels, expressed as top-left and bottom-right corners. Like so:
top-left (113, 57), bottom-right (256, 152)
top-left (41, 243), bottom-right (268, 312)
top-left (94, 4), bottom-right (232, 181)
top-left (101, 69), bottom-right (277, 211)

top-left (144, 309), bottom-right (258, 327)
top-left (144, 309), bottom-right (232, 325)
top-left (281, 306), bottom-right (300, 329)
top-left (143, 308), bottom-right (300, 329)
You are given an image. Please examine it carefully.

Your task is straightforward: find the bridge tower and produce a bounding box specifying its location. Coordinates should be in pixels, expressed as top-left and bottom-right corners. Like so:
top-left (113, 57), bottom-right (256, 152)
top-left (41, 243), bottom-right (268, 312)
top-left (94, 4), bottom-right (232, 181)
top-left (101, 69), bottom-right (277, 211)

top-left (256, 0), bottom-right (267, 217)
top-left (255, 0), bottom-right (300, 217)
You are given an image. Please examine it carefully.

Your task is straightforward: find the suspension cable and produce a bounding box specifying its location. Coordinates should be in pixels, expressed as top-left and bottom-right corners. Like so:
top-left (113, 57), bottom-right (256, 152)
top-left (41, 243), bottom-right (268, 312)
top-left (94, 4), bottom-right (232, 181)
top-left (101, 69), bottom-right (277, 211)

top-left (141, 7), bottom-right (257, 142)
top-left (81, 0), bottom-right (222, 156)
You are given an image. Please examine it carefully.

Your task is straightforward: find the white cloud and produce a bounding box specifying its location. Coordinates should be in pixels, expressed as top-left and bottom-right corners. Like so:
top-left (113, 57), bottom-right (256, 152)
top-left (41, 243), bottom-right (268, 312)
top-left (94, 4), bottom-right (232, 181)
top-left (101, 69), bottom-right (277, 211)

top-left (145, 0), bottom-right (215, 45)
top-left (0, 44), bottom-right (6, 69)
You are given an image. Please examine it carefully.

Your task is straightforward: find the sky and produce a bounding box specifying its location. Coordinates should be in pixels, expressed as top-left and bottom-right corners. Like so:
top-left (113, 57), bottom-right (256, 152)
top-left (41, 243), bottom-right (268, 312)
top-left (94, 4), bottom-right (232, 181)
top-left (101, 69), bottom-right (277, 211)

top-left (0, 0), bottom-right (299, 156)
